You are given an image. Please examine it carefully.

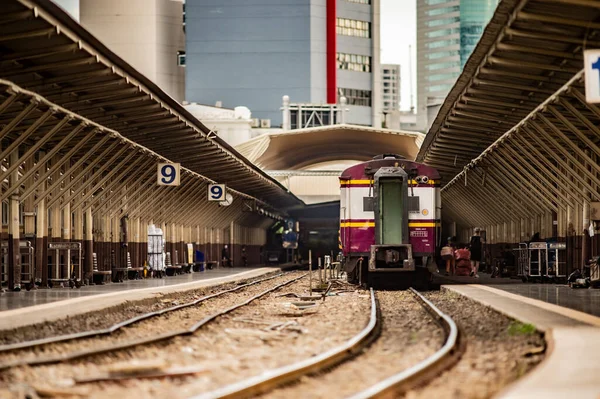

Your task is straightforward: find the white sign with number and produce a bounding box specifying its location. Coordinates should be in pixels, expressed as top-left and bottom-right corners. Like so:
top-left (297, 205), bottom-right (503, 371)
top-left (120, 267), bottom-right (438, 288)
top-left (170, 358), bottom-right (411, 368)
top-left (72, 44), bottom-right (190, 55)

top-left (157, 163), bottom-right (180, 186)
top-left (208, 184), bottom-right (226, 201)
top-left (584, 50), bottom-right (600, 103)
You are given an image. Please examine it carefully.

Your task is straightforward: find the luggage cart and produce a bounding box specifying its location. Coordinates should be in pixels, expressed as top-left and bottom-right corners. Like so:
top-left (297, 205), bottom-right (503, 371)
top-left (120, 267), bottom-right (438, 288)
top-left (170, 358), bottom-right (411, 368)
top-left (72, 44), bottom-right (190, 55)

top-left (48, 242), bottom-right (82, 288)
top-left (527, 242), bottom-right (547, 282)
top-left (147, 230), bottom-right (165, 278)
top-left (514, 243), bottom-right (529, 282)
top-left (1, 241), bottom-right (35, 290)
top-left (547, 242), bottom-right (567, 282)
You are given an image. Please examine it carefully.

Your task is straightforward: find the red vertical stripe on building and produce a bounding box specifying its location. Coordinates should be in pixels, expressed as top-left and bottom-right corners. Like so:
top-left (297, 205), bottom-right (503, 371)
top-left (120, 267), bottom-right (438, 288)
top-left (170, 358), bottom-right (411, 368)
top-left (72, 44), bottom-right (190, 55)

top-left (326, 0), bottom-right (337, 104)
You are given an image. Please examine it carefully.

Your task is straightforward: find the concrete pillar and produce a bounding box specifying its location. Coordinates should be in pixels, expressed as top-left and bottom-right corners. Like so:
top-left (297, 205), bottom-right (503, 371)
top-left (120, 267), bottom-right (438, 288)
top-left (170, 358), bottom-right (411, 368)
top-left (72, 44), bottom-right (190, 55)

top-left (84, 207), bottom-right (93, 282)
top-left (74, 206), bottom-right (83, 282)
top-left (62, 202), bottom-right (71, 279)
top-left (36, 193), bottom-right (47, 286)
top-left (8, 150), bottom-right (21, 291)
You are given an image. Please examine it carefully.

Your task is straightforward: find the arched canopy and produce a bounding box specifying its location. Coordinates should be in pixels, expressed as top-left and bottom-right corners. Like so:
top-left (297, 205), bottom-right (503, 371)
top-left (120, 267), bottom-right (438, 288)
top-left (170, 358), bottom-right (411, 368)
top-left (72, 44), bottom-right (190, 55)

top-left (236, 124), bottom-right (424, 170)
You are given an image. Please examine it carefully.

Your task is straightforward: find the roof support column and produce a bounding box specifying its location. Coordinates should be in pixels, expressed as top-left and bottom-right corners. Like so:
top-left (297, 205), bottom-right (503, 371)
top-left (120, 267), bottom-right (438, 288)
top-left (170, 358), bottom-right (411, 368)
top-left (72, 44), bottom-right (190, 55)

top-left (7, 150), bottom-right (21, 291)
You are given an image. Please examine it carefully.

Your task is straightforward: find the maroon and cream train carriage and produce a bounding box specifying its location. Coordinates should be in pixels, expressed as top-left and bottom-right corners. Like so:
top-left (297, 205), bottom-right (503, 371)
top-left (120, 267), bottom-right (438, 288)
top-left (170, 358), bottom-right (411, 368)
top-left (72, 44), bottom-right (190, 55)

top-left (339, 154), bottom-right (441, 287)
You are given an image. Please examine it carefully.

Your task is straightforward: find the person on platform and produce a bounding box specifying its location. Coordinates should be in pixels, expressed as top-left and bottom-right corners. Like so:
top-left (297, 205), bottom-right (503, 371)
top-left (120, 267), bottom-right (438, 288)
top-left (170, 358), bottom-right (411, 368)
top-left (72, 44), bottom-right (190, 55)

top-left (470, 228), bottom-right (483, 278)
top-left (442, 236), bottom-right (456, 276)
top-left (241, 245), bottom-right (248, 267)
top-left (222, 245), bottom-right (232, 268)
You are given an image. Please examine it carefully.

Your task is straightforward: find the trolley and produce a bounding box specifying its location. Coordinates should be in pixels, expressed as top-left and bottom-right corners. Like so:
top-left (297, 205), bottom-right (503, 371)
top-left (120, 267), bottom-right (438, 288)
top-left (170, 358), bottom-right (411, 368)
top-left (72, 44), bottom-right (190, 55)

top-left (1, 240), bottom-right (35, 290)
top-left (514, 243), bottom-right (529, 281)
top-left (48, 242), bottom-right (82, 288)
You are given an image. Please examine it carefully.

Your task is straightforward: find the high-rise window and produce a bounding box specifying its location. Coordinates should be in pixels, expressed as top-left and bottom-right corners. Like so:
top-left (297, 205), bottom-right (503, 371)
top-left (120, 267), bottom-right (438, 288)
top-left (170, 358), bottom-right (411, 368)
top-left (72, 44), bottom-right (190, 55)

top-left (426, 6), bottom-right (459, 16)
top-left (337, 53), bottom-right (371, 72)
top-left (177, 51), bottom-right (186, 67)
top-left (338, 88), bottom-right (372, 107)
top-left (426, 50), bottom-right (457, 60)
top-left (426, 16), bottom-right (460, 27)
top-left (427, 39), bottom-right (460, 49)
top-left (336, 18), bottom-right (371, 38)
top-left (426, 0), bottom-right (453, 5)
top-left (426, 28), bottom-right (460, 38)
top-left (426, 61), bottom-right (461, 71)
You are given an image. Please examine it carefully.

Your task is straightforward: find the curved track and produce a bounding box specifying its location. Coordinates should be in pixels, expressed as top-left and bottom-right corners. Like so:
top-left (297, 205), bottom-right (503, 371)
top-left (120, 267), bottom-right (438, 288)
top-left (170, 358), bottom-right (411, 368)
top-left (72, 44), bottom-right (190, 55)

top-left (0, 273), bottom-right (307, 370)
top-left (347, 288), bottom-right (464, 399)
top-left (190, 288), bottom-right (381, 399)
top-left (190, 287), bottom-right (463, 399)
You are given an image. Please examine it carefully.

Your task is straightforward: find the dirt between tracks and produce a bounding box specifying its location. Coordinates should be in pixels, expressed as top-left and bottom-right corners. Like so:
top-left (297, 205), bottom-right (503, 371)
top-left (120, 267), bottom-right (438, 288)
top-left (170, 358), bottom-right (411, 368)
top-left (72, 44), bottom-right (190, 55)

top-left (0, 274), bottom-right (371, 399)
top-left (261, 290), bottom-right (445, 399)
top-left (400, 291), bottom-right (546, 399)
top-left (0, 272), bottom-right (301, 364)
top-left (0, 270), bottom-right (286, 345)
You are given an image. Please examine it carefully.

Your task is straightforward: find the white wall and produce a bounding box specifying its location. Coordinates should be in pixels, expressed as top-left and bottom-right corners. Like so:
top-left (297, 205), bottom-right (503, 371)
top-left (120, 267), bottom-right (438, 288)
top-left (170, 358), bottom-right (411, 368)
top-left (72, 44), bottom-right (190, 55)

top-left (80, 0), bottom-right (185, 102)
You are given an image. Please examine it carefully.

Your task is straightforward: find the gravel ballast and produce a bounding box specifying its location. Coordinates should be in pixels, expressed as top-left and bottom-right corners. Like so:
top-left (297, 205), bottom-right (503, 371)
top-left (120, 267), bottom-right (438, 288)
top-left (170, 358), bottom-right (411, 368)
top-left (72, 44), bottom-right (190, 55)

top-left (402, 290), bottom-right (546, 399)
top-left (0, 275), bottom-right (371, 399)
top-left (0, 270), bottom-right (284, 345)
top-left (261, 290), bottom-right (445, 399)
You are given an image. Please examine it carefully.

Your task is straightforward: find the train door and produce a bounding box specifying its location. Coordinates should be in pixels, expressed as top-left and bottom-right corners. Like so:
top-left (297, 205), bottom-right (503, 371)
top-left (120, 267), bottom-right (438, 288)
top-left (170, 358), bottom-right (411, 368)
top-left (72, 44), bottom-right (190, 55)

top-left (378, 177), bottom-right (404, 245)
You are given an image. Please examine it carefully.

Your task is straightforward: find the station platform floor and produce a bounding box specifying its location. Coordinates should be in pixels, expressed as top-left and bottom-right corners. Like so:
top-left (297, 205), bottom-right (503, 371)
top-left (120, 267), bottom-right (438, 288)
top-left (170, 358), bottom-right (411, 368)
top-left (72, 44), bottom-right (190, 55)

top-left (0, 265), bottom-right (295, 329)
top-left (434, 271), bottom-right (600, 318)
top-left (0, 267), bottom-right (277, 312)
top-left (440, 275), bottom-right (600, 399)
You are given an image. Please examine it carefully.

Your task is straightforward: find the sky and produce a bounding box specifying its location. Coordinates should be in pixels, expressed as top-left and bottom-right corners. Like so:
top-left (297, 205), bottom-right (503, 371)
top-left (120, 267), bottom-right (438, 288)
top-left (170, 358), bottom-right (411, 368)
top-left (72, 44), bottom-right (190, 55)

top-left (53, 0), bottom-right (417, 111)
top-left (381, 0), bottom-right (417, 111)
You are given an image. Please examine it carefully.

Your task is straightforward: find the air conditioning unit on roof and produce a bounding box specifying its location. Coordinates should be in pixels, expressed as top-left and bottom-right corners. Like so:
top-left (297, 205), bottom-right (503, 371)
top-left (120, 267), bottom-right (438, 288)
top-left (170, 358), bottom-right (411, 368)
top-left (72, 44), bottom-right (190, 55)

top-left (250, 118), bottom-right (260, 128)
top-left (260, 119), bottom-right (271, 128)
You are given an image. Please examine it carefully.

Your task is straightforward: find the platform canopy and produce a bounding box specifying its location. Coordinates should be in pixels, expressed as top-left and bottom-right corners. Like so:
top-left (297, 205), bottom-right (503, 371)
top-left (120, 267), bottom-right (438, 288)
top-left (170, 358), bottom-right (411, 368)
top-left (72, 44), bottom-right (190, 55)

top-left (235, 124), bottom-right (424, 170)
top-left (417, 0), bottom-right (599, 183)
top-left (0, 0), bottom-right (302, 209)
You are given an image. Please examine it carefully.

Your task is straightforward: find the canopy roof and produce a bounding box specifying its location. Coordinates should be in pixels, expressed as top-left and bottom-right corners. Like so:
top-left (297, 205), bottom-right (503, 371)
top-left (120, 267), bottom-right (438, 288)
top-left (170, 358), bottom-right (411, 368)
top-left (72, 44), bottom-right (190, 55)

top-left (417, 0), bottom-right (598, 183)
top-left (0, 0), bottom-right (302, 209)
top-left (236, 124), bottom-right (424, 170)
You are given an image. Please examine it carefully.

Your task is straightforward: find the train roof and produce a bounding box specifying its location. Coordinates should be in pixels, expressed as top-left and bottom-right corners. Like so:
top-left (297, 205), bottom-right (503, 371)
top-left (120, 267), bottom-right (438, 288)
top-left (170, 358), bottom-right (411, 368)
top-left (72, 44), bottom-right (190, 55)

top-left (340, 157), bottom-right (441, 181)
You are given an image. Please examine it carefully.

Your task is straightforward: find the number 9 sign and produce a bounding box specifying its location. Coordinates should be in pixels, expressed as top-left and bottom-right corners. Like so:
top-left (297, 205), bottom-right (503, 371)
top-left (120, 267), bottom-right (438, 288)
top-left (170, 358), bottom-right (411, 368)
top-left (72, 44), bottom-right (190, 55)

top-left (157, 163), bottom-right (180, 186)
top-left (208, 184), bottom-right (226, 201)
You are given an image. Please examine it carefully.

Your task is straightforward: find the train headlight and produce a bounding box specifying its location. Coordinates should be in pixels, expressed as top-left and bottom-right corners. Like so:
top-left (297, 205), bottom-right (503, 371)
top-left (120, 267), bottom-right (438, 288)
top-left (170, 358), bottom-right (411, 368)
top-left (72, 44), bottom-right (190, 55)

top-left (415, 175), bottom-right (429, 184)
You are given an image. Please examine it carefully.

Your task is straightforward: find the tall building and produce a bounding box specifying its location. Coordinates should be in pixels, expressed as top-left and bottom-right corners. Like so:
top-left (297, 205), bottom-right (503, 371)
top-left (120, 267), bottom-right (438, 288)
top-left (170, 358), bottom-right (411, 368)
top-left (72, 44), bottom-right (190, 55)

top-left (381, 64), bottom-right (400, 112)
top-left (459, 0), bottom-right (498, 69)
top-left (416, 0), bottom-right (497, 131)
top-left (185, 0), bottom-right (381, 128)
top-left (79, 0), bottom-right (186, 102)
top-left (416, 0), bottom-right (460, 131)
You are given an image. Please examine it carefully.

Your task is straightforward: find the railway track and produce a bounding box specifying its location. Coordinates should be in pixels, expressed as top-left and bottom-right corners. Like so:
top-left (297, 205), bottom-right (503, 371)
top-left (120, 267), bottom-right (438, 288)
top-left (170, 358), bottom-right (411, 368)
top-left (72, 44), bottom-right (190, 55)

top-left (192, 288), bottom-right (464, 399)
top-left (0, 273), bottom-right (287, 354)
top-left (0, 272), bottom-right (307, 370)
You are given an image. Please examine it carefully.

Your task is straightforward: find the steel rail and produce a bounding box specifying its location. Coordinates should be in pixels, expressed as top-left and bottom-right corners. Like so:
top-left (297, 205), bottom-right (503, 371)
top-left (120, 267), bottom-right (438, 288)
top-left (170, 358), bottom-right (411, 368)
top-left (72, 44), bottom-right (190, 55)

top-left (0, 273), bottom-right (307, 370)
top-left (347, 288), bottom-right (464, 399)
top-left (189, 288), bottom-right (381, 399)
top-left (0, 273), bottom-right (286, 354)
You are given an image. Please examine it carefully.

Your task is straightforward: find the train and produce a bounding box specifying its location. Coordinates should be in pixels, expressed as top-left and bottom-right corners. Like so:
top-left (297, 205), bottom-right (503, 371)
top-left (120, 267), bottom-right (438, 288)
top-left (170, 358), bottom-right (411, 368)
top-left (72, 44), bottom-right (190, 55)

top-left (339, 154), bottom-right (441, 288)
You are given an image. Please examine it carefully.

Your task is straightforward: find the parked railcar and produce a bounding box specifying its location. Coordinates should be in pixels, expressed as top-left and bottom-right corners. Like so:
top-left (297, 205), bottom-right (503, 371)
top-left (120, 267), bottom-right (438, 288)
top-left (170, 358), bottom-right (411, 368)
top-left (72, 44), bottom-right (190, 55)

top-left (339, 154), bottom-right (441, 287)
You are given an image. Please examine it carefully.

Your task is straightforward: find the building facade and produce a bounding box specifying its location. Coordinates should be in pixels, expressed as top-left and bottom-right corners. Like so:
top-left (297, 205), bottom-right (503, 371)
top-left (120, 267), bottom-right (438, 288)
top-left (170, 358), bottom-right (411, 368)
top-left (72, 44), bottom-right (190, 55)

top-left (459, 0), bottom-right (498, 69)
top-left (416, 0), bottom-right (461, 131)
top-left (79, 0), bottom-right (186, 102)
top-left (381, 64), bottom-right (400, 112)
top-left (416, 0), bottom-right (497, 131)
top-left (185, 0), bottom-right (381, 128)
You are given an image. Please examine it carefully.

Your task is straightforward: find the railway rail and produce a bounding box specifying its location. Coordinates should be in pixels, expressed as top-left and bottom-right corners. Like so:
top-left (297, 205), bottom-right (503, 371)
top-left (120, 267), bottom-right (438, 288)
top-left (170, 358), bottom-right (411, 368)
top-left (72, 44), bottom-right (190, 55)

top-left (0, 272), bottom-right (307, 370)
top-left (0, 273), bottom-right (287, 354)
top-left (192, 288), bottom-right (463, 399)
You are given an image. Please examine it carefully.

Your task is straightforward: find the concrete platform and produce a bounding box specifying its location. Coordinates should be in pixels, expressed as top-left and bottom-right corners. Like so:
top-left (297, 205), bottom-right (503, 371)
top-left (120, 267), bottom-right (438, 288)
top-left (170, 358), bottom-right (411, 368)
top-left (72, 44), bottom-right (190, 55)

top-left (443, 284), bottom-right (600, 399)
top-left (0, 266), bottom-right (293, 329)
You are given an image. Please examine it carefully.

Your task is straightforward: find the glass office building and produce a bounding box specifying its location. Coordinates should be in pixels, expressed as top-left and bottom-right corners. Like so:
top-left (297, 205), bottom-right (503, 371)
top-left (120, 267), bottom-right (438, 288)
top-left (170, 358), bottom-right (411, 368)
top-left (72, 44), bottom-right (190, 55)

top-left (459, 0), bottom-right (498, 68)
